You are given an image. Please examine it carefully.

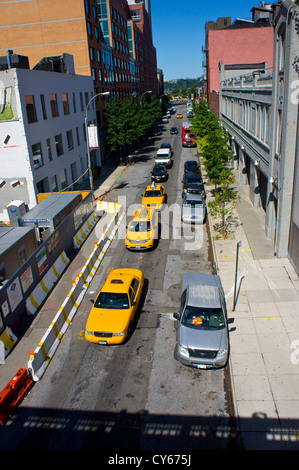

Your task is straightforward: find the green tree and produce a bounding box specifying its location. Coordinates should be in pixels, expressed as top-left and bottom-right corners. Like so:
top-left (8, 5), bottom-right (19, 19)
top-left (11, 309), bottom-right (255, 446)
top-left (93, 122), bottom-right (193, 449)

top-left (105, 96), bottom-right (141, 163)
top-left (192, 101), bottom-right (232, 186)
top-left (208, 171), bottom-right (240, 239)
top-left (105, 95), bottom-right (163, 163)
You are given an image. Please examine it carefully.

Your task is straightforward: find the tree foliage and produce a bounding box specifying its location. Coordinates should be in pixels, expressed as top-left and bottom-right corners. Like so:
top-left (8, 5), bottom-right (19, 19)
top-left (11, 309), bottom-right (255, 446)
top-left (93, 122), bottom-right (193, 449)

top-left (191, 101), bottom-right (240, 238)
top-left (191, 101), bottom-right (232, 185)
top-left (208, 171), bottom-right (240, 239)
top-left (105, 95), bottom-right (162, 163)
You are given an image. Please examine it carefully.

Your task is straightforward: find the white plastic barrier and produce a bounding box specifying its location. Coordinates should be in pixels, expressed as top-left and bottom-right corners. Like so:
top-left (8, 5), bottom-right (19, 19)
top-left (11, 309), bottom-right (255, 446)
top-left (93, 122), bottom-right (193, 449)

top-left (28, 202), bottom-right (125, 381)
top-left (73, 212), bottom-right (98, 249)
top-left (25, 252), bottom-right (70, 315)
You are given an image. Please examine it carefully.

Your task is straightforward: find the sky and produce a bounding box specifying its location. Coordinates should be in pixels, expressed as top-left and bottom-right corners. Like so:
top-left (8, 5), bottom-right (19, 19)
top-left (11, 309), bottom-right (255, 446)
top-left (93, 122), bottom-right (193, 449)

top-left (150, 0), bottom-right (263, 81)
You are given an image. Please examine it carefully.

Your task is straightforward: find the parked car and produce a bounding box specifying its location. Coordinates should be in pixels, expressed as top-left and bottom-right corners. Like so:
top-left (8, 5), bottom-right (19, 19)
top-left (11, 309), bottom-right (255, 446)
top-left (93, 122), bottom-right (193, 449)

top-left (184, 160), bottom-right (200, 174)
top-left (85, 268), bottom-right (144, 345)
top-left (182, 172), bottom-right (206, 198)
top-left (142, 183), bottom-right (166, 210)
top-left (181, 193), bottom-right (206, 224)
top-left (125, 206), bottom-right (159, 251)
top-left (151, 164), bottom-right (168, 182)
top-left (162, 116), bottom-right (169, 123)
top-left (170, 126), bottom-right (178, 134)
top-left (173, 273), bottom-right (232, 369)
top-left (177, 113), bottom-right (183, 119)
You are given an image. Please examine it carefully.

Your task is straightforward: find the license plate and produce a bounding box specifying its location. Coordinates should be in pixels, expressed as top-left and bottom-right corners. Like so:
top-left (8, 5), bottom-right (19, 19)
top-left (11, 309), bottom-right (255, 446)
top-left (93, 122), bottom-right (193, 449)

top-left (99, 340), bottom-right (107, 344)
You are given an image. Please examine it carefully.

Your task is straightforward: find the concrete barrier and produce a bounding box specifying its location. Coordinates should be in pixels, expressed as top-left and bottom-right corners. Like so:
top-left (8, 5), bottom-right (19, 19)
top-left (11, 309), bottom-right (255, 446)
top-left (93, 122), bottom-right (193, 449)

top-left (73, 212), bottom-right (99, 249)
top-left (25, 251), bottom-right (70, 315)
top-left (28, 202), bottom-right (125, 381)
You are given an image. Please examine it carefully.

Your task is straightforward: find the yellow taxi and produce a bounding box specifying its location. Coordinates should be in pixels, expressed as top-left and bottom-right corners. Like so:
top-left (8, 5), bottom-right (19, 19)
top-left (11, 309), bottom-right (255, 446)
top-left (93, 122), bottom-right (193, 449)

top-left (177, 113), bottom-right (183, 118)
top-left (125, 206), bottom-right (158, 251)
top-left (141, 183), bottom-right (166, 210)
top-left (85, 268), bottom-right (144, 345)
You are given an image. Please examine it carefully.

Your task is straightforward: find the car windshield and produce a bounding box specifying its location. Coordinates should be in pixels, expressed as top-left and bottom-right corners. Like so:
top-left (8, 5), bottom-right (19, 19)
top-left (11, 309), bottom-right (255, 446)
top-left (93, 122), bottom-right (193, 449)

top-left (94, 292), bottom-right (130, 309)
top-left (154, 168), bottom-right (165, 175)
top-left (184, 200), bottom-right (203, 207)
top-left (144, 190), bottom-right (162, 197)
top-left (185, 162), bottom-right (197, 168)
top-left (185, 134), bottom-right (196, 138)
top-left (186, 174), bottom-right (202, 182)
top-left (182, 306), bottom-right (225, 329)
top-left (129, 221), bottom-right (151, 232)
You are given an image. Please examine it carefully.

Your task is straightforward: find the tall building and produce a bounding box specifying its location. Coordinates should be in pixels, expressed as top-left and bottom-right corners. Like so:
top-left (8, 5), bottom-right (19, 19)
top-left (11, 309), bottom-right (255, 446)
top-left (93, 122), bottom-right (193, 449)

top-left (0, 0), bottom-right (159, 159)
top-left (127, 0), bottom-right (158, 96)
top-left (98, 0), bottom-right (158, 97)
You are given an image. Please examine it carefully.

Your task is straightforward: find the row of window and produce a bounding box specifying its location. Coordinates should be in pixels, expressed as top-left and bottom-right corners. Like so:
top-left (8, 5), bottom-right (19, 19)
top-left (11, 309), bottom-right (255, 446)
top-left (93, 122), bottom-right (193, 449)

top-left (222, 97), bottom-right (270, 146)
top-left (25, 91), bottom-right (94, 124)
top-left (31, 125), bottom-right (86, 170)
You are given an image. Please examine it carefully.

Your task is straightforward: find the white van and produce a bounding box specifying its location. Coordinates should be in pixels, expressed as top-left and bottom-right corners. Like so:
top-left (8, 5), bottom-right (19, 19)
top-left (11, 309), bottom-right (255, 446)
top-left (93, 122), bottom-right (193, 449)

top-left (155, 148), bottom-right (172, 168)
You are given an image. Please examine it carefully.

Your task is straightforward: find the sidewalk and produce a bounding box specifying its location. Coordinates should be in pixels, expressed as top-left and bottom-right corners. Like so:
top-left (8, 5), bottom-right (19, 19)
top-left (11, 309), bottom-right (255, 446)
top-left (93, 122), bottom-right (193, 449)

top-left (205, 170), bottom-right (299, 450)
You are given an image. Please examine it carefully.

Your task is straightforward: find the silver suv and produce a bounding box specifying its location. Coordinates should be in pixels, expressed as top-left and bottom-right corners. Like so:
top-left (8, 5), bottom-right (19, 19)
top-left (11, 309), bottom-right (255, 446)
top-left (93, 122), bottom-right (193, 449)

top-left (173, 273), bottom-right (232, 369)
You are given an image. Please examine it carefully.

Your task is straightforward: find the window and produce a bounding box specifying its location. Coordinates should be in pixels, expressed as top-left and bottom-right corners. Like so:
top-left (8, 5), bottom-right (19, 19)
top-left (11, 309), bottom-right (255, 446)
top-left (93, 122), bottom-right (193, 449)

top-left (32, 142), bottom-right (44, 169)
top-left (49, 93), bottom-right (59, 117)
top-left (25, 95), bottom-right (37, 123)
top-left (62, 93), bottom-right (70, 115)
top-left (92, 5), bottom-right (97, 19)
top-left (47, 138), bottom-right (52, 161)
top-left (87, 22), bottom-right (92, 37)
top-left (80, 92), bottom-right (84, 111)
top-left (265, 107), bottom-right (270, 144)
top-left (90, 47), bottom-right (94, 61)
top-left (40, 94), bottom-right (47, 120)
top-left (84, 0), bottom-right (90, 15)
top-left (72, 92), bottom-right (77, 113)
top-left (66, 130), bottom-right (74, 151)
top-left (276, 109), bottom-right (282, 154)
top-left (51, 175), bottom-right (58, 192)
top-left (76, 127), bottom-right (80, 146)
top-left (60, 169), bottom-right (68, 190)
top-left (55, 134), bottom-right (64, 157)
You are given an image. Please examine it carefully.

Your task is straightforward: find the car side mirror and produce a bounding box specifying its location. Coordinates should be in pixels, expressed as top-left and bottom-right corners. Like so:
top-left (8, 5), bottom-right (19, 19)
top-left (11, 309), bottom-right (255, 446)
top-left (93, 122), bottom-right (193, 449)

top-left (90, 299), bottom-right (94, 304)
top-left (132, 301), bottom-right (137, 306)
top-left (173, 312), bottom-right (179, 320)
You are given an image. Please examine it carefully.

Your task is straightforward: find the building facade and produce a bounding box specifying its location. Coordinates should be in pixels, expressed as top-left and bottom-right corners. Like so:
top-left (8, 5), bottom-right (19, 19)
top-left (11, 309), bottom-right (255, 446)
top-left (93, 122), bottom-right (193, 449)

top-left (219, 0), bottom-right (299, 274)
top-left (204, 3), bottom-right (274, 113)
top-left (0, 0), bottom-right (159, 158)
top-left (0, 58), bottom-right (97, 219)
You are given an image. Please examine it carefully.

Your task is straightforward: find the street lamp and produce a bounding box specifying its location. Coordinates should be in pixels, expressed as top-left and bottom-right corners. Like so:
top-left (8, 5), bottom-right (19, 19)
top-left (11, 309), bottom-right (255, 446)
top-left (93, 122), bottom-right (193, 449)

top-left (140, 90), bottom-right (152, 106)
top-left (85, 91), bottom-right (110, 197)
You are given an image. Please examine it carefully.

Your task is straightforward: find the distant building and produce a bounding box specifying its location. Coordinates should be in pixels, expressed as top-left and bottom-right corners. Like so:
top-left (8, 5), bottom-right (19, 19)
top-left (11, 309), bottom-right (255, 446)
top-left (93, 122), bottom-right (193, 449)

top-left (0, 55), bottom-right (97, 220)
top-left (204, 3), bottom-right (274, 114)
